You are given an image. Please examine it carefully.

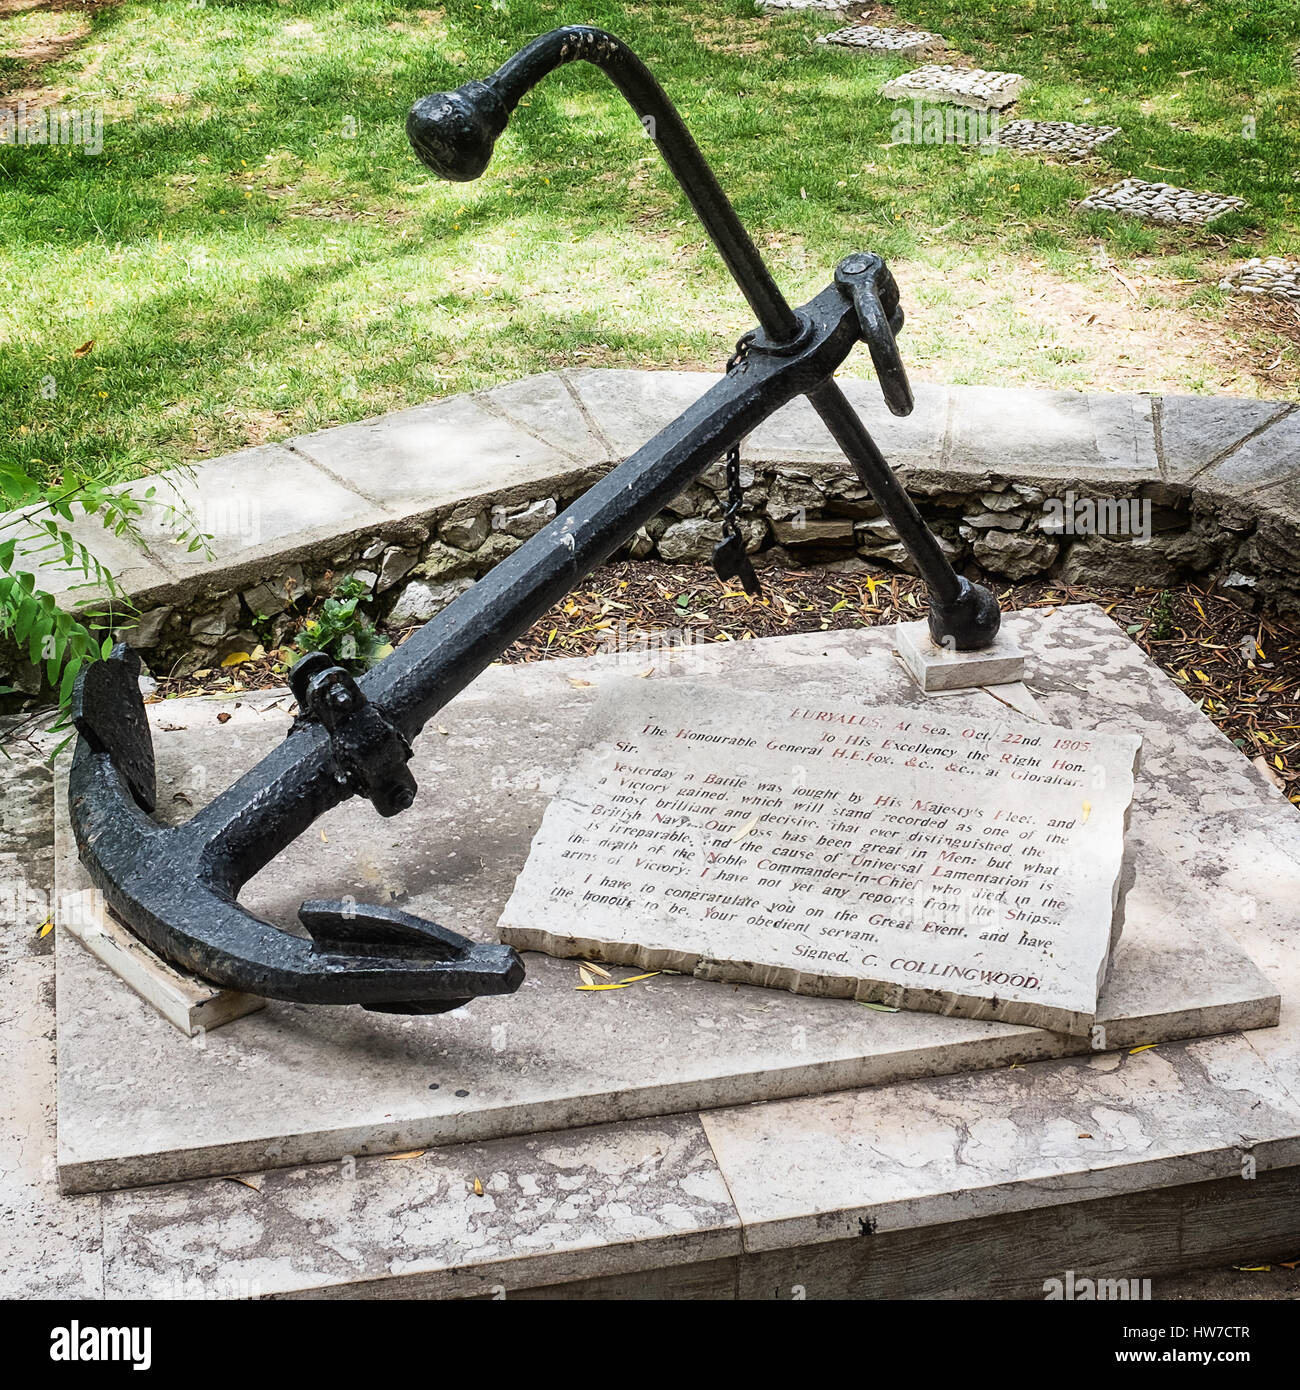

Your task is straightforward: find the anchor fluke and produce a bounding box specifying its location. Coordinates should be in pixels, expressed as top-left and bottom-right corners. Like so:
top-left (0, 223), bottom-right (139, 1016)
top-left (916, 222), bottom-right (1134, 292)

top-left (298, 901), bottom-right (525, 1015)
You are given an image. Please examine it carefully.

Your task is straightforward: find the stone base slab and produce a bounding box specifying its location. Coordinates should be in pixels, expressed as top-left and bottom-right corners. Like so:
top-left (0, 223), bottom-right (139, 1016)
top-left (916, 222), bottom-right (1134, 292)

top-left (55, 608), bottom-right (1278, 1194)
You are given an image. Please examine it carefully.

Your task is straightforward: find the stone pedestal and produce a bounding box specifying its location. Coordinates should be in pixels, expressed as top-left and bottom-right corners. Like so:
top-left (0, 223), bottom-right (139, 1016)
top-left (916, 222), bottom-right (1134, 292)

top-left (894, 617), bottom-right (1026, 691)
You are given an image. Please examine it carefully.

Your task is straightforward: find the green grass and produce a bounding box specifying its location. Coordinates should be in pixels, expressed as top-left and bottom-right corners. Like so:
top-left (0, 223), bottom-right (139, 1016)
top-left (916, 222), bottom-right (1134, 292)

top-left (2, 0), bottom-right (1298, 491)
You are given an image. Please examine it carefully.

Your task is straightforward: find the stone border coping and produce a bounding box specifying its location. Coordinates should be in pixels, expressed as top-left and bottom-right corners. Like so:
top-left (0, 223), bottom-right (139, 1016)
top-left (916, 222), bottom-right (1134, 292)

top-left (4, 370), bottom-right (1299, 679)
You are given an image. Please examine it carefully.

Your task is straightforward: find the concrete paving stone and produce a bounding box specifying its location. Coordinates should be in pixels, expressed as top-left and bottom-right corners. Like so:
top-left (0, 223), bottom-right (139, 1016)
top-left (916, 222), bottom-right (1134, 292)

top-left (1196, 410), bottom-right (1300, 499)
top-left (1158, 395), bottom-right (1293, 483)
top-left (947, 385), bottom-right (1157, 482)
top-left (476, 372), bottom-right (612, 466)
top-left (700, 1033), bottom-right (1300, 1253)
top-left (743, 381), bottom-right (949, 476)
top-left (880, 65), bottom-right (1027, 112)
top-left (9, 502), bottom-right (179, 609)
top-left (561, 368), bottom-right (717, 463)
top-left (292, 395), bottom-right (582, 520)
top-left (100, 1114), bottom-right (740, 1300)
top-left (817, 25), bottom-right (945, 55)
top-left (133, 445), bottom-right (390, 593)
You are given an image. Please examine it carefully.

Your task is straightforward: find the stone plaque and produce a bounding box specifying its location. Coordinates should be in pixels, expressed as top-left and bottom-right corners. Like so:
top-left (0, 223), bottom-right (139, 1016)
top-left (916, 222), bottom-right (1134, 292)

top-left (500, 681), bottom-right (1141, 1034)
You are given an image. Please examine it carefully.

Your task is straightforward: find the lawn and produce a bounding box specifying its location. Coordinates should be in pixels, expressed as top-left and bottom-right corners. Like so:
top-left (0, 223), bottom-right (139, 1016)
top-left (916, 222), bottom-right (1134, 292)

top-left (2, 0), bottom-right (1299, 492)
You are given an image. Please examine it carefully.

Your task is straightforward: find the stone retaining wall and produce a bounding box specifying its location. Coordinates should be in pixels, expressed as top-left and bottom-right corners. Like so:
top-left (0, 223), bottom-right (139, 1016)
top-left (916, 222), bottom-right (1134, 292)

top-left (4, 370), bottom-right (1298, 684)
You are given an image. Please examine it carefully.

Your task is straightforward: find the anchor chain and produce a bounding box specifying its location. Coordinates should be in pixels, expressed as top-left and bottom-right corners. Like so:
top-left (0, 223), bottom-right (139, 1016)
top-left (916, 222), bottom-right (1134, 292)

top-left (710, 332), bottom-right (763, 598)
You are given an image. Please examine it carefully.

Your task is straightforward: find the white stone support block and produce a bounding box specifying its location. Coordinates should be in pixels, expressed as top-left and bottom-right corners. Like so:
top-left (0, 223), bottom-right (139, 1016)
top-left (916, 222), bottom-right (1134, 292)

top-left (894, 617), bottom-right (1026, 691)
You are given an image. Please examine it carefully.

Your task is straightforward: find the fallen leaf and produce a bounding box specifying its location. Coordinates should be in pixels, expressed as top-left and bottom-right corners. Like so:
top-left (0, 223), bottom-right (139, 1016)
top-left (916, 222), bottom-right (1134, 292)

top-left (567, 677), bottom-right (594, 689)
top-left (859, 1001), bottom-right (900, 1013)
top-left (221, 651), bottom-right (252, 667)
top-left (383, 1149), bottom-right (426, 1160)
top-left (72, 339), bottom-right (95, 357)
top-left (38, 919), bottom-right (53, 939)
top-left (216, 711), bottom-right (231, 724)
top-left (1081, 800), bottom-right (1092, 823)
top-left (578, 966), bottom-right (596, 987)
top-left (576, 982), bottom-right (633, 992)
top-left (1253, 755), bottom-right (1285, 790)
top-left (1129, 1043), bottom-right (1157, 1054)
top-left (224, 1175), bottom-right (262, 1191)
top-left (728, 813), bottom-right (760, 842)
top-left (618, 971), bottom-right (661, 984)
top-left (582, 960), bottom-right (612, 979)
top-left (472, 1176), bottom-right (484, 1196)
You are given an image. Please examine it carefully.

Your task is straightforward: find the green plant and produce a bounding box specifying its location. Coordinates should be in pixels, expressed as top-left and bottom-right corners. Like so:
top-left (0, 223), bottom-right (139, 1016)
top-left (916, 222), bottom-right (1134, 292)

top-left (1147, 589), bottom-right (1177, 640)
top-left (0, 467), bottom-right (205, 718)
top-left (289, 575), bottom-right (391, 670)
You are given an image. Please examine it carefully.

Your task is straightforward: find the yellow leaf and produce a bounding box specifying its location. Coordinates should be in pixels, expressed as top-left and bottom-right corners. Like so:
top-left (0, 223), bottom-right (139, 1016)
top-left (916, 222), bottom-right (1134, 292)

top-left (582, 960), bottom-right (612, 979)
top-left (383, 1149), bottom-right (426, 1160)
top-left (38, 919), bottom-right (53, 939)
top-left (1129, 1043), bottom-right (1157, 1054)
top-left (1276, 755), bottom-right (1285, 771)
top-left (472, 1177), bottom-right (484, 1196)
top-left (576, 982), bottom-right (633, 992)
top-left (1081, 801), bottom-right (1091, 823)
top-left (1232, 1264), bottom-right (1271, 1273)
top-left (617, 972), bottom-right (661, 983)
top-left (1193, 669), bottom-right (1209, 682)
top-left (220, 651), bottom-right (252, 667)
top-left (192, 668), bottom-right (212, 679)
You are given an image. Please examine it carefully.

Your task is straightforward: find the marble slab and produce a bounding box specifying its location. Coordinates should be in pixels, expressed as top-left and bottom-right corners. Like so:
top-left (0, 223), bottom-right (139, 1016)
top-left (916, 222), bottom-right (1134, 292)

top-left (100, 1114), bottom-right (740, 1300)
top-left (894, 617), bottom-right (1025, 691)
top-left (499, 683), bottom-right (1141, 1034)
top-left (700, 1032), bottom-right (1300, 1253)
top-left (55, 609), bottom-right (1278, 1193)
